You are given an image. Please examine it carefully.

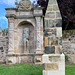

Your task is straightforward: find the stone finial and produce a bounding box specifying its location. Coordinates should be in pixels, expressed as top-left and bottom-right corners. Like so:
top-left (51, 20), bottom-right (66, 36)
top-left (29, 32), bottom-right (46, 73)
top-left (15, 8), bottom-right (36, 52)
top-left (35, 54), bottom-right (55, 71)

top-left (15, 0), bottom-right (32, 9)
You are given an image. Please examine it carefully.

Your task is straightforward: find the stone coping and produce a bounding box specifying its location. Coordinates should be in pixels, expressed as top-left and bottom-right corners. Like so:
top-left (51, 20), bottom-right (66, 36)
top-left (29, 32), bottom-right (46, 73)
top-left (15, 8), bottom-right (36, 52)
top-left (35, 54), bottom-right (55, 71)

top-left (6, 53), bottom-right (43, 57)
top-left (5, 8), bottom-right (17, 10)
top-left (5, 8), bottom-right (32, 11)
top-left (5, 7), bottom-right (44, 11)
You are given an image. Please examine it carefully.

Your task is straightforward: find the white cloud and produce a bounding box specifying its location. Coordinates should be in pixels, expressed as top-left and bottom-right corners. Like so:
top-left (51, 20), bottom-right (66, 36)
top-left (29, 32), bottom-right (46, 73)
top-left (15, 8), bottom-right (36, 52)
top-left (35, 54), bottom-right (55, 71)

top-left (0, 17), bottom-right (7, 21)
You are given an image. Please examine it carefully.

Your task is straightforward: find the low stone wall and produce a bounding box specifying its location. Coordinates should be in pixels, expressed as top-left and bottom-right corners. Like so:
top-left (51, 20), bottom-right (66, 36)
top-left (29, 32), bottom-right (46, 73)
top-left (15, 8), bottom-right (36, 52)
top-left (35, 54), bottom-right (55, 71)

top-left (6, 53), bottom-right (43, 64)
top-left (0, 33), bottom-right (8, 63)
top-left (62, 30), bottom-right (75, 64)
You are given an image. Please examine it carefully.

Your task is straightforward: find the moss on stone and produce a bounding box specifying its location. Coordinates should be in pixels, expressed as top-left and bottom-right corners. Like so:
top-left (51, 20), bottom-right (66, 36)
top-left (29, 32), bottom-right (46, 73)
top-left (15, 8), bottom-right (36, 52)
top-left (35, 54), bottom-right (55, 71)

top-left (62, 30), bottom-right (75, 38)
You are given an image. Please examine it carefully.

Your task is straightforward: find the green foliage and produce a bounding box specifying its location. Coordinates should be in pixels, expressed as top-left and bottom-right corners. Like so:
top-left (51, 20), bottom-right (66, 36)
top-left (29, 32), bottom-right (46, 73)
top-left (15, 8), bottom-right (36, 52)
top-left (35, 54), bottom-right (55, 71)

top-left (66, 64), bottom-right (75, 75)
top-left (2, 29), bottom-right (6, 33)
top-left (2, 28), bottom-right (8, 33)
top-left (65, 55), bottom-right (69, 61)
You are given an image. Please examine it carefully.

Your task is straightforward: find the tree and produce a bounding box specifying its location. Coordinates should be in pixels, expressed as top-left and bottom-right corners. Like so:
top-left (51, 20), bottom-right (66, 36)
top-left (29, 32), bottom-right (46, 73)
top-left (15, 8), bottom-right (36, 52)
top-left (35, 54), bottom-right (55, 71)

top-left (2, 28), bottom-right (8, 33)
top-left (57, 0), bottom-right (75, 30)
top-left (36, 0), bottom-right (48, 15)
top-left (36, 0), bottom-right (75, 30)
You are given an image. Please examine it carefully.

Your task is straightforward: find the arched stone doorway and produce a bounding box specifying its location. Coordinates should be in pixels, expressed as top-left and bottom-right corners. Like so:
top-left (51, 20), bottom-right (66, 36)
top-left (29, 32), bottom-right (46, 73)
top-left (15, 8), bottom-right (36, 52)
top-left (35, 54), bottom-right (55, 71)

top-left (18, 21), bottom-right (35, 54)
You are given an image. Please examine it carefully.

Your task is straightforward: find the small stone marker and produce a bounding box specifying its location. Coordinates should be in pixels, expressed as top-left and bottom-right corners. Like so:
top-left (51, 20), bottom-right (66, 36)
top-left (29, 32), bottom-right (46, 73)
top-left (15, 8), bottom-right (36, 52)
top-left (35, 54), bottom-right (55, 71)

top-left (42, 54), bottom-right (65, 75)
top-left (43, 0), bottom-right (65, 75)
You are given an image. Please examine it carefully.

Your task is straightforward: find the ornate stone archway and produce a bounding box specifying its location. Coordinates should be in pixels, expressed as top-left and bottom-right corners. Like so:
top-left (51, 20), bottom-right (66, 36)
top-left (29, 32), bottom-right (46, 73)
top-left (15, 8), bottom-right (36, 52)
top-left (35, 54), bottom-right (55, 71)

top-left (5, 1), bottom-right (44, 64)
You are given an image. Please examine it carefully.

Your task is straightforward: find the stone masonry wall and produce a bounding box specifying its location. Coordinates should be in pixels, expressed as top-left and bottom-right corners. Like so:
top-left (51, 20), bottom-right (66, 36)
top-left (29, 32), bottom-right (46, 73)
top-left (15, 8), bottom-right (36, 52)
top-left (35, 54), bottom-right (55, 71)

top-left (62, 30), bottom-right (75, 64)
top-left (44, 0), bottom-right (62, 54)
top-left (0, 33), bottom-right (8, 63)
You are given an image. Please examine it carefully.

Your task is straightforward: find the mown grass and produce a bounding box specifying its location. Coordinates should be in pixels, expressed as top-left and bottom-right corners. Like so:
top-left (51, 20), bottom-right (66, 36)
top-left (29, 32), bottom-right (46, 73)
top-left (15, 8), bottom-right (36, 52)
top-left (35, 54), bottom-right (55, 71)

top-left (66, 64), bottom-right (75, 75)
top-left (0, 64), bottom-right (75, 75)
top-left (0, 64), bottom-right (42, 75)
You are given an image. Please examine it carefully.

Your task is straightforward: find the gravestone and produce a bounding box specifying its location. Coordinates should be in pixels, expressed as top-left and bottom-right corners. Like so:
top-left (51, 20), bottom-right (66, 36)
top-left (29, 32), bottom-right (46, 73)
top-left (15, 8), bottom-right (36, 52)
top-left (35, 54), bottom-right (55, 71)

top-left (42, 0), bottom-right (65, 75)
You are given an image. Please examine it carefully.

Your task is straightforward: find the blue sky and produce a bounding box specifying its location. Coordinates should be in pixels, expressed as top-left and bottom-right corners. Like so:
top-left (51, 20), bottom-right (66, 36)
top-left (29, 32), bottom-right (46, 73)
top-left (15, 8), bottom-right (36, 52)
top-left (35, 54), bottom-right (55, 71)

top-left (0, 0), bottom-right (36, 29)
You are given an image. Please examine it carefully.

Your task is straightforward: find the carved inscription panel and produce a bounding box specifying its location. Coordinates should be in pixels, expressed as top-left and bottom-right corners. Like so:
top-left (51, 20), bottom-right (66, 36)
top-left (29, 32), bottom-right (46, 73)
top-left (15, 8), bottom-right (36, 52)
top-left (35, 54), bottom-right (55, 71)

top-left (44, 63), bottom-right (58, 70)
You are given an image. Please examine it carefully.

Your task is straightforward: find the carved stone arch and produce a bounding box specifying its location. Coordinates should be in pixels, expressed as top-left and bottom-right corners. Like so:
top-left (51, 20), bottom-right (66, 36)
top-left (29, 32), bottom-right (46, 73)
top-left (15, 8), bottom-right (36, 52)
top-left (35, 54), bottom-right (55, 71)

top-left (16, 19), bottom-right (35, 28)
top-left (16, 20), bottom-right (35, 53)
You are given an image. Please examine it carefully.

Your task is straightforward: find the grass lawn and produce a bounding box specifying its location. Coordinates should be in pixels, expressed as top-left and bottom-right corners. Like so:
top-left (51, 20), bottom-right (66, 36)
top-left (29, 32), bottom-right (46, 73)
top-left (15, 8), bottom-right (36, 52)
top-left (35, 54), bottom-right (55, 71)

top-left (66, 64), bottom-right (75, 75)
top-left (0, 64), bottom-right (75, 75)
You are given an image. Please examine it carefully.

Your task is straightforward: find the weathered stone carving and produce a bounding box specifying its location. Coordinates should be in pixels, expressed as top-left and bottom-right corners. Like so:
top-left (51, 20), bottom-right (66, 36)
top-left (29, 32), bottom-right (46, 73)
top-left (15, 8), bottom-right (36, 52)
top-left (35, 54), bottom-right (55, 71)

top-left (24, 39), bottom-right (29, 53)
top-left (23, 28), bottom-right (29, 53)
top-left (15, 0), bottom-right (32, 9)
top-left (44, 63), bottom-right (58, 70)
top-left (23, 28), bottom-right (29, 39)
top-left (35, 17), bottom-right (41, 49)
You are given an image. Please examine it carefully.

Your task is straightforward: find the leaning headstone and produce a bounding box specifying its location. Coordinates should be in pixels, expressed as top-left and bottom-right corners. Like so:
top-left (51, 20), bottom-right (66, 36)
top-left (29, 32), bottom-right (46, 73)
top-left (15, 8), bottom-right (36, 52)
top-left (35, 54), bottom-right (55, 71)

top-left (42, 0), bottom-right (65, 75)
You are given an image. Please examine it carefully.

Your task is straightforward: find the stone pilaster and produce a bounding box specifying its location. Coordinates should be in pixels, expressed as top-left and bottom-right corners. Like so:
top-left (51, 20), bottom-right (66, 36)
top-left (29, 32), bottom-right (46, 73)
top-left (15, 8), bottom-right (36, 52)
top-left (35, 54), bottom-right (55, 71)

top-left (8, 18), bottom-right (14, 54)
top-left (35, 17), bottom-right (43, 54)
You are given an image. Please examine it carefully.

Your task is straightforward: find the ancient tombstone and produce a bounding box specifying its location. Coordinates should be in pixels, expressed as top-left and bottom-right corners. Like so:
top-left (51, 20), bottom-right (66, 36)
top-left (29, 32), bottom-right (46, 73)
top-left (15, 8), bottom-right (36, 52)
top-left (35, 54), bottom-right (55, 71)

top-left (5, 0), bottom-right (44, 64)
top-left (42, 0), bottom-right (65, 75)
